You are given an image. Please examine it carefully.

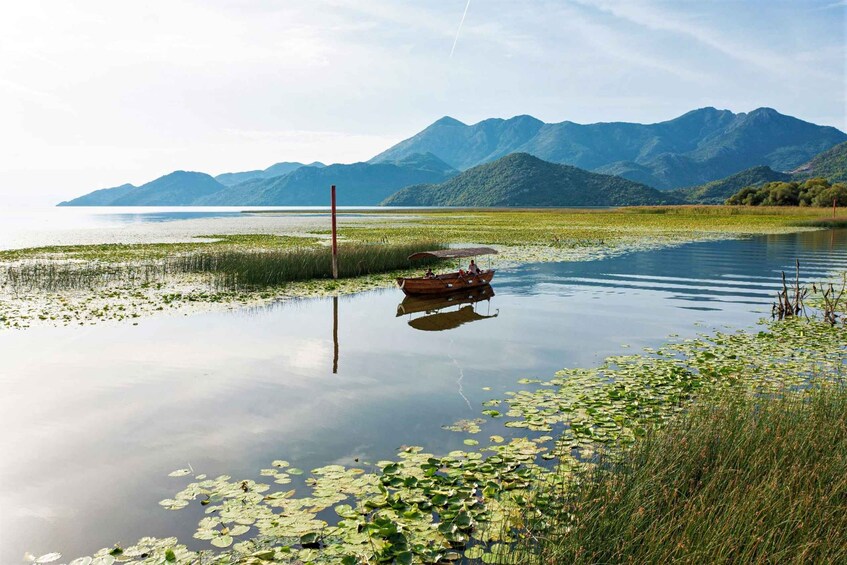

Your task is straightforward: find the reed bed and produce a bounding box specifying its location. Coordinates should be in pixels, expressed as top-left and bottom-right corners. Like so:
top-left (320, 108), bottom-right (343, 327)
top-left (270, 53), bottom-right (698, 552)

top-left (515, 382), bottom-right (847, 564)
top-left (1, 260), bottom-right (166, 293)
top-left (1, 241), bottom-right (445, 293)
top-left (795, 216), bottom-right (847, 228)
top-left (176, 241), bottom-right (444, 290)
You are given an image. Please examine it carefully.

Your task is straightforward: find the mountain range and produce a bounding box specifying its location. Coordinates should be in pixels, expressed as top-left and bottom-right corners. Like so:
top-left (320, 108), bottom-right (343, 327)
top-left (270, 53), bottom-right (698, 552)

top-left (59, 153), bottom-right (457, 207)
top-left (383, 153), bottom-right (679, 207)
top-left (372, 107), bottom-right (846, 190)
top-left (214, 161), bottom-right (326, 186)
top-left (59, 107), bottom-right (847, 207)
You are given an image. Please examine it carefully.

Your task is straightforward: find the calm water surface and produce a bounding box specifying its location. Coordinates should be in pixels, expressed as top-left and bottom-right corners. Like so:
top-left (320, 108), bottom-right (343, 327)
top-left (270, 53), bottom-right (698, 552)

top-left (1, 229), bottom-right (846, 562)
top-left (0, 206), bottom-right (410, 250)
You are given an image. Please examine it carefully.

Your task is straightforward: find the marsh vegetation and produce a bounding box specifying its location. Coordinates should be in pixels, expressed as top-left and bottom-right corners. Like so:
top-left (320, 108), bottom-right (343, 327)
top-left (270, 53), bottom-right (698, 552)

top-left (3, 206), bottom-right (836, 330)
top-left (519, 381), bottom-right (847, 564)
top-left (2, 241), bottom-right (444, 293)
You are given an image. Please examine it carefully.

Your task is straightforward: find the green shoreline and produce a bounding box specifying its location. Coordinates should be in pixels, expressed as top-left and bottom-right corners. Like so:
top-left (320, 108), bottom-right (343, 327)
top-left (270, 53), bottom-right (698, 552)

top-left (0, 206), bottom-right (835, 330)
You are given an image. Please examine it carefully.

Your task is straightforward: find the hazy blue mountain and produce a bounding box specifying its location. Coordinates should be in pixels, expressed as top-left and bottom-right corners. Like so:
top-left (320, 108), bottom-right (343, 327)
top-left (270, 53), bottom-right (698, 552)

top-left (58, 183), bottom-right (136, 206)
top-left (62, 171), bottom-right (226, 206)
top-left (377, 152), bottom-right (459, 175)
top-left (790, 141), bottom-right (847, 183)
top-left (214, 161), bottom-right (326, 186)
top-left (60, 157), bottom-right (446, 206)
top-left (673, 166), bottom-right (792, 204)
top-left (372, 115), bottom-right (544, 170)
top-left (372, 108), bottom-right (846, 189)
top-left (200, 153), bottom-right (458, 206)
top-left (382, 153), bottom-right (680, 207)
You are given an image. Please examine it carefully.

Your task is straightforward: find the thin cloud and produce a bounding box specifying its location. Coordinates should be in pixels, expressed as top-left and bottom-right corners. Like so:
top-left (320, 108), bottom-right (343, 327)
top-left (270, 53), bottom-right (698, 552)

top-left (573, 0), bottom-right (838, 82)
top-left (450, 0), bottom-right (472, 58)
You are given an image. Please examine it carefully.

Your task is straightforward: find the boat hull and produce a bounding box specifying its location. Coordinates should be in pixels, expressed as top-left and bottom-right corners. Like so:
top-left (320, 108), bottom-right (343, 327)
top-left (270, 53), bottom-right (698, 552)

top-left (396, 270), bottom-right (495, 296)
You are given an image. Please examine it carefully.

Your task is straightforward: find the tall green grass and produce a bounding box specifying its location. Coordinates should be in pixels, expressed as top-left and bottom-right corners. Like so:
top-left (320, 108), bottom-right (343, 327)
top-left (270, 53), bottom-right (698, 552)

top-left (519, 383), bottom-right (847, 564)
top-left (176, 241), bottom-right (444, 289)
top-left (1, 241), bottom-right (445, 292)
top-left (795, 216), bottom-right (847, 228)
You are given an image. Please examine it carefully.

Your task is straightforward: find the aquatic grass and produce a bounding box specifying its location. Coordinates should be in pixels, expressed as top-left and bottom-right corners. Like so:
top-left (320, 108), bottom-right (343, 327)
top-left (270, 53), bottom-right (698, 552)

top-left (0, 234), bottom-right (317, 262)
top-left (794, 216), bottom-right (847, 228)
top-left (517, 381), bottom-right (847, 564)
top-left (0, 240), bottom-right (446, 293)
top-left (1, 260), bottom-right (166, 293)
top-left (176, 241), bottom-right (446, 290)
top-left (1, 207), bottom-right (834, 329)
top-left (315, 206), bottom-right (829, 248)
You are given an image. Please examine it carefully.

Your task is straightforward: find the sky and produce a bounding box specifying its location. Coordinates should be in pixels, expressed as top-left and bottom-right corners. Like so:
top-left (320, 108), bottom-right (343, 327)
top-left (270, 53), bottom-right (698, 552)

top-left (1, 0), bottom-right (845, 206)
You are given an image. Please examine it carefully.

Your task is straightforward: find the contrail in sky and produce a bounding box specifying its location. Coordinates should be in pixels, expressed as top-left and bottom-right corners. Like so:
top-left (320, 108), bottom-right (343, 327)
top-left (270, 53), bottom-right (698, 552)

top-left (450, 0), bottom-right (472, 58)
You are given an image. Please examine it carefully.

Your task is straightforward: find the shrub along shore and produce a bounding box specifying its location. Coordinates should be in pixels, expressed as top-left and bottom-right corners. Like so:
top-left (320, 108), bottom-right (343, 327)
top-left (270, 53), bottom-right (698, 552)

top-left (0, 206), bottom-right (838, 330)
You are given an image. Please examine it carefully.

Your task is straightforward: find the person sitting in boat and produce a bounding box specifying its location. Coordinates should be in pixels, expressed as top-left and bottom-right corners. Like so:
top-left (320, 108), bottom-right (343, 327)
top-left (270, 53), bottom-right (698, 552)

top-left (468, 260), bottom-right (481, 275)
top-left (424, 268), bottom-right (435, 279)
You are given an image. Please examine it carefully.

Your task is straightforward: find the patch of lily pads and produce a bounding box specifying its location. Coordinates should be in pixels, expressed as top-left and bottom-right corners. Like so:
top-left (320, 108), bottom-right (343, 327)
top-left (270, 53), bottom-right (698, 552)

top-left (49, 313), bottom-right (846, 564)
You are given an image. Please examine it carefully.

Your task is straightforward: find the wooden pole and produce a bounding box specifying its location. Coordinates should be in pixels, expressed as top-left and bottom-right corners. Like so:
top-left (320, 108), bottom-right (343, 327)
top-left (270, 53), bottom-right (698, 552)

top-left (331, 185), bottom-right (338, 279)
top-left (834, 196), bottom-right (837, 218)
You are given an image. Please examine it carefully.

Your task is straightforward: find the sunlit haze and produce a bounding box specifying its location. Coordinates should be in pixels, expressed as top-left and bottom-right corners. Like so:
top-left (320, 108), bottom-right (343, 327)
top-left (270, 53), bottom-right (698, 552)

top-left (1, 0), bottom-right (844, 206)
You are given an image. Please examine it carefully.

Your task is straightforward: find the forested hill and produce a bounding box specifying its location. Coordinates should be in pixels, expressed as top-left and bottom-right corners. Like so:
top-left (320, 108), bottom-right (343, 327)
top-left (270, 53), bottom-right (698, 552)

top-left (672, 166), bottom-right (793, 204)
top-left (677, 142), bottom-right (847, 204)
top-left (790, 141), bottom-right (847, 183)
top-left (381, 153), bottom-right (680, 207)
top-left (371, 108), bottom-right (846, 190)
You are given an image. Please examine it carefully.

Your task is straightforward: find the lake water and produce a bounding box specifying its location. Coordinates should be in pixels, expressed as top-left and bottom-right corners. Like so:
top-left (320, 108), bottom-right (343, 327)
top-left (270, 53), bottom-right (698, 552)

top-left (1, 228), bottom-right (846, 562)
top-left (0, 206), bottom-right (410, 250)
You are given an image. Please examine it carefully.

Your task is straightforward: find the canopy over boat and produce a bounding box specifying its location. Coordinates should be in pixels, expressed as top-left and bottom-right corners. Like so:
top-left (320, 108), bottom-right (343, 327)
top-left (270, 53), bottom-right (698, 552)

top-left (408, 247), bottom-right (498, 261)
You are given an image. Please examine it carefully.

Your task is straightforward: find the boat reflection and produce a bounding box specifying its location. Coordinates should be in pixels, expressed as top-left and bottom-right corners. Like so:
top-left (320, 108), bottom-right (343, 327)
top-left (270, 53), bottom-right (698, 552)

top-left (396, 286), bottom-right (499, 331)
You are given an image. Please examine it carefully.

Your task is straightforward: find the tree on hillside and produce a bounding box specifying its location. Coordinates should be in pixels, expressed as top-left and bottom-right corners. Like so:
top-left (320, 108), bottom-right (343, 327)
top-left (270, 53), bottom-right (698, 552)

top-left (726, 177), bottom-right (847, 207)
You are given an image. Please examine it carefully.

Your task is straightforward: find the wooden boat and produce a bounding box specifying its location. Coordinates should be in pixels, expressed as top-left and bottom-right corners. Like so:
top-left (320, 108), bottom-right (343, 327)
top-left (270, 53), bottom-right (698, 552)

top-left (397, 247), bottom-right (498, 296)
top-left (397, 269), bottom-right (495, 295)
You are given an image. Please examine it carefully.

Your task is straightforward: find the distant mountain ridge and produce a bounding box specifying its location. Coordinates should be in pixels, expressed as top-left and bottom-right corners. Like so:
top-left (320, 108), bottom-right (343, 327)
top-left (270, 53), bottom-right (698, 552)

top-left (58, 107), bottom-right (846, 207)
top-left (214, 161), bottom-right (326, 186)
top-left (59, 172), bottom-right (226, 206)
top-left (371, 108), bottom-right (846, 190)
top-left (676, 142), bottom-right (847, 204)
top-left (59, 183), bottom-right (137, 206)
top-left (60, 153), bottom-right (457, 206)
top-left (382, 153), bottom-right (680, 207)
top-left (200, 152), bottom-right (458, 205)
